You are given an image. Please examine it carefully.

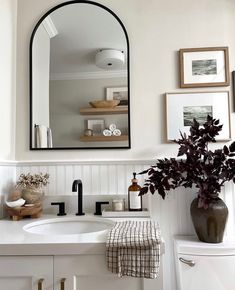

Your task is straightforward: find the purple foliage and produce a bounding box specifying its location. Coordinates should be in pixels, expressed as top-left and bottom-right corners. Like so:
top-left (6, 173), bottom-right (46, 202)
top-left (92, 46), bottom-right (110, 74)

top-left (139, 116), bottom-right (235, 209)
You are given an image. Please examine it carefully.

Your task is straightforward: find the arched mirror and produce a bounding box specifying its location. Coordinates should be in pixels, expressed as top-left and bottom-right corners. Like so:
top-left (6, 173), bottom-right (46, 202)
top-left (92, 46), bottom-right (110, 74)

top-left (30, 0), bottom-right (130, 150)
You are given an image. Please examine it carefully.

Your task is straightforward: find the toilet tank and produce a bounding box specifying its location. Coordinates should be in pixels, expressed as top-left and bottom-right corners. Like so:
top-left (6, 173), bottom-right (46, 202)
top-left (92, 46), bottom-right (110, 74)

top-left (174, 236), bottom-right (235, 290)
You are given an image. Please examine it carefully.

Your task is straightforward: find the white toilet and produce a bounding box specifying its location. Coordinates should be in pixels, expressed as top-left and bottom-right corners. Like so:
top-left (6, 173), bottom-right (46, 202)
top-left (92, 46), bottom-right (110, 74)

top-left (174, 236), bottom-right (235, 290)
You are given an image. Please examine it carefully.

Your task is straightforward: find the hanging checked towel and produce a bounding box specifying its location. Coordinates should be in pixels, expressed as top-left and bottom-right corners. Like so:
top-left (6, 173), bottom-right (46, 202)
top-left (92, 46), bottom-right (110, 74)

top-left (106, 220), bottom-right (161, 279)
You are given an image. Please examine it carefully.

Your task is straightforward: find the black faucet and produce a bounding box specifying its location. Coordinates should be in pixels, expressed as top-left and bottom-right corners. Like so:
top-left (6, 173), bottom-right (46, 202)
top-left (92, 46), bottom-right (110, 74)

top-left (72, 179), bottom-right (85, 216)
top-left (51, 202), bottom-right (67, 216)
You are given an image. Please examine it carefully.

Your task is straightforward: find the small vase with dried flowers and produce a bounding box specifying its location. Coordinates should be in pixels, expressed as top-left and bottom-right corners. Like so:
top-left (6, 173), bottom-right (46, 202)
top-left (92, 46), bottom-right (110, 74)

top-left (16, 173), bottom-right (49, 205)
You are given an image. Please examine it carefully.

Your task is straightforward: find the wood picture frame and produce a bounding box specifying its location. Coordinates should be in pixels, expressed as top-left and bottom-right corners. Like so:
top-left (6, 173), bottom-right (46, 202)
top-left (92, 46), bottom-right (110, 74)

top-left (87, 119), bottom-right (105, 136)
top-left (232, 71), bottom-right (235, 111)
top-left (179, 47), bottom-right (230, 88)
top-left (106, 87), bottom-right (128, 106)
top-left (166, 91), bottom-right (231, 141)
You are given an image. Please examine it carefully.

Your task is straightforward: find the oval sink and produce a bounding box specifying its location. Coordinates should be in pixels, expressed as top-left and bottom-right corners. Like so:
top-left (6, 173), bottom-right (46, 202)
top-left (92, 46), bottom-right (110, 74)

top-left (23, 216), bottom-right (114, 236)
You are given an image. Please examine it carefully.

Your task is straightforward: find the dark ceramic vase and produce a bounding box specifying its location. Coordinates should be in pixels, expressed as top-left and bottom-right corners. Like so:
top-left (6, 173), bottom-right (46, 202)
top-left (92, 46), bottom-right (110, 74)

top-left (190, 197), bottom-right (228, 243)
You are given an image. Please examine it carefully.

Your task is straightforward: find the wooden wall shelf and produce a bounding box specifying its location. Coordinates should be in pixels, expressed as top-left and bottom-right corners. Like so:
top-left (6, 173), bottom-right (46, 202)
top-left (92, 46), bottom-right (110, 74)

top-left (80, 135), bottom-right (128, 142)
top-left (80, 106), bottom-right (128, 115)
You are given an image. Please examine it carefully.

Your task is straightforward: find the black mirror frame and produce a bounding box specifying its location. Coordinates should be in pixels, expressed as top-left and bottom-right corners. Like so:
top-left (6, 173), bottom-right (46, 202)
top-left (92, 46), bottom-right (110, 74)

top-left (29, 0), bottom-right (130, 150)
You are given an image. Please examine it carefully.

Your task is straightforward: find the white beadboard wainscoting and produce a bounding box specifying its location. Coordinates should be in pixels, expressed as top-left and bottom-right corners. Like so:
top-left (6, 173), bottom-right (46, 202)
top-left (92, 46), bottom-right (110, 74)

top-left (15, 160), bottom-right (150, 196)
top-left (0, 160), bottom-right (234, 290)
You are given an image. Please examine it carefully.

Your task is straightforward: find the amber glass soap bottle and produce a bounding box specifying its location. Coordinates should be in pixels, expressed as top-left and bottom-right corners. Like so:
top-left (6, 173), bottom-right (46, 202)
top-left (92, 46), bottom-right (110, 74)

top-left (128, 172), bottom-right (142, 211)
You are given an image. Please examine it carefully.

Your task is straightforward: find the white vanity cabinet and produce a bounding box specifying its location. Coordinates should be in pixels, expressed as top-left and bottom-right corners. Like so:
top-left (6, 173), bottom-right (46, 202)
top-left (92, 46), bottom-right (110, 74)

top-left (54, 255), bottom-right (149, 290)
top-left (0, 256), bottom-right (53, 290)
top-left (0, 255), bottom-right (163, 290)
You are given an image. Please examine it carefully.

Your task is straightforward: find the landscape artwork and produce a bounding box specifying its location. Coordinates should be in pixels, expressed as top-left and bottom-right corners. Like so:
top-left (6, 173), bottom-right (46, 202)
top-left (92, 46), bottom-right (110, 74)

top-left (192, 59), bottom-right (217, 76)
top-left (183, 106), bottom-right (213, 126)
top-left (113, 91), bottom-right (128, 106)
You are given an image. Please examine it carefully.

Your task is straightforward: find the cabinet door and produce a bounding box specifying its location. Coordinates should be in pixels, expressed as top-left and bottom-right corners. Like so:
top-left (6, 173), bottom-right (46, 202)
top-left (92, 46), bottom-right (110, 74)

top-left (54, 255), bottom-right (144, 290)
top-left (178, 254), bottom-right (235, 290)
top-left (0, 256), bottom-right (53, 290)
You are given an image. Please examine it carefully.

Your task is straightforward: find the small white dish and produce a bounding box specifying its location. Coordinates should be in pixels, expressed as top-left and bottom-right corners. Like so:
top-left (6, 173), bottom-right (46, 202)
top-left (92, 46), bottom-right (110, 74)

top-left (6, 198), bottom-right (26, 208)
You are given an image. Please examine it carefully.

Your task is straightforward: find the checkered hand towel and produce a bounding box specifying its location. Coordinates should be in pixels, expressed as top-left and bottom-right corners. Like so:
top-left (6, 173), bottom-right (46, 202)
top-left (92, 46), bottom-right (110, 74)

top-left (106, 220), bottom-right (161, 279)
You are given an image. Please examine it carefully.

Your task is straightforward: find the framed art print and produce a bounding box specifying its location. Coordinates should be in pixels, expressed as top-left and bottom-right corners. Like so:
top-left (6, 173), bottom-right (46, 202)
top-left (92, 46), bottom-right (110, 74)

top-left (166, 91), bottom-right (231, 141)
top-left (106, 87), bottom-right (128, 106)
top-left (179, 47), bottom-right (230, 88)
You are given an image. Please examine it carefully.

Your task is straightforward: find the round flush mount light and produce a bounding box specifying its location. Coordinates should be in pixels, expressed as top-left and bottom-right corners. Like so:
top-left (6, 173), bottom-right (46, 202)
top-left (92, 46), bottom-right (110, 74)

top-left (95, 49), bottom-right (125, 70)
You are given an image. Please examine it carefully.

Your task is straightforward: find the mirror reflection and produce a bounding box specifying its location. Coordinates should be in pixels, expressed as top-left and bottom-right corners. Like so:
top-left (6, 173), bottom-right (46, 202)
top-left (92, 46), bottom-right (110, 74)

top-left (30, 2), bottom-right (130, 149)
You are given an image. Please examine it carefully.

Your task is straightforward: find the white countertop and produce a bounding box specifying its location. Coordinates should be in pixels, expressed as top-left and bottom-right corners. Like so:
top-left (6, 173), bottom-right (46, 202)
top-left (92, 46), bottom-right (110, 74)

top-left (174, 235), bottom-right (235, 256)
top-left (0, 214), bottom-right (164, 256)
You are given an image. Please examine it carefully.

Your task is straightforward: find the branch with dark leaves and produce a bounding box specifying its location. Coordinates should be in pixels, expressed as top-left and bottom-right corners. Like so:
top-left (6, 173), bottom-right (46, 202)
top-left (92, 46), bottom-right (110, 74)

top-left (139, 116), bottom-right (235, 209)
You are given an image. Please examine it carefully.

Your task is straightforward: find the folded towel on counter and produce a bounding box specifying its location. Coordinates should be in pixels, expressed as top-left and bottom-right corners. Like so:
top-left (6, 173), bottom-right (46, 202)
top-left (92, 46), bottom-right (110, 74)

top-left (35, 125), bottom-right (53, 148)
top-left (106, 220), bottom-right (161, 279)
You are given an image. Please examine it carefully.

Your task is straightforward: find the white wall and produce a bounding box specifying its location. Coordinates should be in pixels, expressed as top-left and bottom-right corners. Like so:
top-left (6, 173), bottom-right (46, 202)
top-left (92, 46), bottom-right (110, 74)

top-left (16, 0), bottom-right (235, 161)
top-left (0, 0), bottom-right (17, 160)
top-left (32, 24), bottom-right (50, 142)
top-left (0, 0), bottom-right (17, 218)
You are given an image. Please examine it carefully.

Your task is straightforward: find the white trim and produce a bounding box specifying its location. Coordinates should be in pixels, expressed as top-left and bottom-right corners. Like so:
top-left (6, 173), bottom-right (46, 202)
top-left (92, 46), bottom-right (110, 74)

top-left (0, 161), bottom-right (17, 166)
top-left (14, 159), bottom-right (153, 166)
top-left (50, 70), bottom-right (127, 80)
top-left (42, 16), bottom-right (58, 39)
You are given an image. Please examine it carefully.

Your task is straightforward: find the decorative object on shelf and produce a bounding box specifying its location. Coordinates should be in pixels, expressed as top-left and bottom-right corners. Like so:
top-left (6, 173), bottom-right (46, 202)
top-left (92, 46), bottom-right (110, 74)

top-left (139, 116), bottom-right (235, 243)
top-left (6, 203), bottom-right (43, 221)
top-left (112, 199), bottom-right (125, 211)
top-left (103, 129), bottom-right (112, 136)
top-left (84, 129), bottom-right (93, 137)
top-left (7, 189), bottom-right (22, 202)
top-left (16, 173), bottom-right (49, 205)
top-left (106, 87), bottom-right (128, 106)
top-left (89, 100), bottom-right (120, 108)
top-left (179, 47), bottom-right (230, 88)
top-left (87, 119), bottom-right (105, 136)
top-left (109, 123), bottom-right (117, 131)
top-left (166, 91), bottom-right (230, 141)
top-left (103, 126), bottom-right (122, 137)
top-left (113, 129), bottom-right (121, 136)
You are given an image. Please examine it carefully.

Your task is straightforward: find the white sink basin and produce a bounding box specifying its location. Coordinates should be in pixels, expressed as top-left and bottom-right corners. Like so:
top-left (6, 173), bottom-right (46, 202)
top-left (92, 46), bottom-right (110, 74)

top-left (23, 216), bottom-right (114, 236)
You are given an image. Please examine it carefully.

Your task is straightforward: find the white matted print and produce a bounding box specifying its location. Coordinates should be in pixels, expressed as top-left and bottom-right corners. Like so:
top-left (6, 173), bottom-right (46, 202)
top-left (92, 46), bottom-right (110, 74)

top-left (166, 91), bottom-right (230, 141)
top-left (106, 87), bottom-right (128, 106)
top-left (87, 119), bottom-right (105, 136)
top-left (179, 47), bottom-right (229, 88)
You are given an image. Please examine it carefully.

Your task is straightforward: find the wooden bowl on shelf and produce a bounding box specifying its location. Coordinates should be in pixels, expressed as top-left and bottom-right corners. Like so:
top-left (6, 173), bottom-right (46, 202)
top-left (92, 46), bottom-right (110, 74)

top-left (89, 100), bottom-right (120, 108)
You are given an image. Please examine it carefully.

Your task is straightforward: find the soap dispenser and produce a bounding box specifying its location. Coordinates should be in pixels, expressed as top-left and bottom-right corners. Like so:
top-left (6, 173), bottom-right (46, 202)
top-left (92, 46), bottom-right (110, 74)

top-left (128, 172), bottom-right (142, 211)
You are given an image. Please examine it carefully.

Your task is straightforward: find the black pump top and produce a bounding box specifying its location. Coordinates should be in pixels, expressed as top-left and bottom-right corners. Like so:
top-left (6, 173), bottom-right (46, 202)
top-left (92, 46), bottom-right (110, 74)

top-left (132, 172), bottom-right (138, 183)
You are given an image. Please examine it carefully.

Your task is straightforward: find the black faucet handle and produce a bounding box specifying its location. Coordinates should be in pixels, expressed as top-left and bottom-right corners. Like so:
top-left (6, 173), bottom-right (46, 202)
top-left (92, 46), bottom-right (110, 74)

top-left (51, 202), bottom-right (67, 216)
top-left (94, 201), bottom-right (109, 215)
